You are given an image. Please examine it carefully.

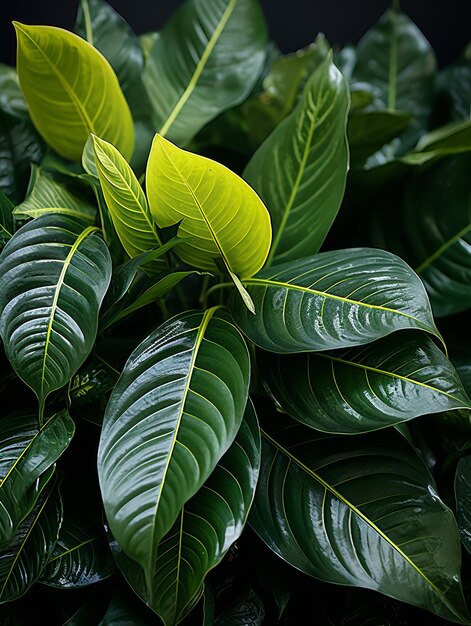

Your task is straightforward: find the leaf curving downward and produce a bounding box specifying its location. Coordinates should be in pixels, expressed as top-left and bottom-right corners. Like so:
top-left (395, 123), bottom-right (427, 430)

top-left (98, 308), bottom-right (250, 592)
top-left (14, 23), bottom-right (134, 161)
top-left (259, 333), bottom-right (471, 434)
top-left (455, 456), bottom-right (471, 555)
top-left (146, 134), bottom-right (272, 278)
top-left (251, 417), bottom-right (470, 624)
top-left (244, 54), bottom-right (350, 265)
top-left (229, 248), bottom-right (441, 353)
top-left (0, 214), bottom-right (112, 421)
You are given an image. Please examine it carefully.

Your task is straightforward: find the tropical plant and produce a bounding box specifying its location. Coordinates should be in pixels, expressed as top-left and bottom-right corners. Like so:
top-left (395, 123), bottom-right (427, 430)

top-left (0, 1), bottom-right (471, 624)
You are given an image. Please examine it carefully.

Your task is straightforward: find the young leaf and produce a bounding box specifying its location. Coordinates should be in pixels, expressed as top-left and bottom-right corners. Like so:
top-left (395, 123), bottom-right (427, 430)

top-left (146, 134), bottom-right (272, 278)
top-left (0, 410), bottom-right (74, 548)
top-left (0, 479), bottom-right (62, 604)
top-left (113, 402), bottom-right (261, 626)
top-left (244, 54), bottom-right (350, 265)
top-left (92, 135), bottom-right (165, 272)
top-left (260, 333), bottom-right (471, 434)
top-left (251, 417), bottom-right (470, 624)
top-left (455, 456), bottom-right (471, 555)
top-left (229, 248), bottom-right (441, 353)
top-left (142, 0), bottom-right (267, 146)
top-left (14, 23), bottom-right (134, 161)
top-left (98, 308), bottom-right (250, 593)
top-left (0, 214), bottom-right (112, 422)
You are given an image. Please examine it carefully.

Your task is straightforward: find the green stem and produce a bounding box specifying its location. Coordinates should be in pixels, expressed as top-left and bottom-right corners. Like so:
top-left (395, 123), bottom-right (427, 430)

top-left (201, 282), bottom-right (233, 308)
top-left (38, 398), bottom-right (45, 428)
top-left (159, 298), bottom-right (170, 320)
top-left (175, 283), bottom-right (188, 310)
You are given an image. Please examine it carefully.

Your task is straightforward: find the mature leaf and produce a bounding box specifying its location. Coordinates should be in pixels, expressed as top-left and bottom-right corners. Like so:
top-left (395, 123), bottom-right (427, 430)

top-left (146, 134), bottom-right (272, 277)
top-left (13, 166), bottom-right (97, 224)
top-left (216, 589), bottom-right (265, 626)
top-left (352, 7), bottom-right (436, 146)
top-left (0, 214), bottom-right (112, 419)
top-left (114, 402), bottom-right (260, 625)
top-left (98, 308), bottom-right (250, 590)
top-left (260, 333), bottom-right (471, 434)
top-left (142, 0), bottom-right (267, 146)
top-left (0, 192), bottom-right (14, 251)
top-left (455, 456), bottom-right (471, 555)
top-left (0, 410), bottom-right (74, 548)
top-left (229, 248), bottom-right (441, 353)
top-left (436, 51), bottom-right (471, 122)
top-left (0, 480), bottom-right (62, 604)
top-left (40, 513), bottom-right (115, 588)
top-left (371, 155), bottom-right (471, 317)
top-left (0, 64), bottom-right (28, 118)
top-left (68, 354), bottom-right (119, 407)
top-left (14, 23), bottom-right (134, 161)
top-left (251, 418), bottom-right (470, 624)
top-left (92, 136), bottom-right (165, 272)
top-left (244, 54), bottom-right (349, 265)
top-left (98, 590), bottom-right (158, 626)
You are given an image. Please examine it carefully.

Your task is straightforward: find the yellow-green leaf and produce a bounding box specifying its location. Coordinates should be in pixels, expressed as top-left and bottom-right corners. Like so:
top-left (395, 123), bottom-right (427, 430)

top-left (146, 134), bottom-right (272, 278)
top-left (92, 135), bottom-right (165, 272)
top-left (14, 23), bottom-right (134, 161)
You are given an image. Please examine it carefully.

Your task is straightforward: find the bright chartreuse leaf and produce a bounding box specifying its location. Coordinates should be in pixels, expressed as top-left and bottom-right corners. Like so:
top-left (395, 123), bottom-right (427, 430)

top-left (259, 333), bottom-right (471, 434)
top-left (0, 214), bottom-right (112, 422)
top-left (13, 165), bottom-right (97, 224)
top-left (229, 248), bottom-right (442, 353)
top-left (146, 134), bottom-right (272, 278)
top-left (0, 410), bottom-right (74, 549)
top-left (244, 54), bottom-right (349, 265)
top-left (455, 456), bottom-right (471, 554)
top-left (98, 308), bottom-right (250, 594)
top-left (0, 479), bottom-right (62, 604)
top-left (14, 23), bottom-right (134, 161)
top-left (113, 402), bottom-right (261, 626)
top-left (251, 416), bottom-right (470, 624)
top-left (142, 0), bottom-right (267, 146)
top-left (92, 135), bottom-right (165, 272)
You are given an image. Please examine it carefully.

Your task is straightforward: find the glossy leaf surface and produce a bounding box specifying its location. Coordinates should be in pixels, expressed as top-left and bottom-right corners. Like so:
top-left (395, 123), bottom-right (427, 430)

top-left (68, 354), bottom-right (119, 407)
top-left (14, 23), bottom-right (134, 160)
top-left (229, 248), bottom-right (440, 353)
top-left (0, 480), bottom-right (62, 604)
top-left (455, 455), bottom-right (471, 555)
top-left (260, 333), bottom-right (471, 434)
top-left (0, 410), bottom-right (74, 548)
top-left (0, 215), bottom-right (112, 416)
top-left (142, 0), bottom-right (267, 145)
top-left (146, 135), bottom-right (272, 277)
top-left (244, 54), bottom-right (349, 265)
top-left (98, 308), bottom-right (250, 587)
top-left (251, 418), bottom-right (469, 624)
top-left (114, 402), bottom-right (260, 626)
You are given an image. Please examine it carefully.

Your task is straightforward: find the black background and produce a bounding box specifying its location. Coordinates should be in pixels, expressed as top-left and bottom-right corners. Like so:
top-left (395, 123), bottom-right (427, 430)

top-left (1, 0), bottom-right (470, 68)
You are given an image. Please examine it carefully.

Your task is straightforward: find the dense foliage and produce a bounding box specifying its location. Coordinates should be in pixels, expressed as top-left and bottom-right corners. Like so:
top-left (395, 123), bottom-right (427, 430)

top-left (0, 0), bottom-right (471, 624)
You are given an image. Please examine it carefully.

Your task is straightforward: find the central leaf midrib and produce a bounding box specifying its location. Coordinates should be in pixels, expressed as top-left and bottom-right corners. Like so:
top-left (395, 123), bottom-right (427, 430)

top-left (262, 430), bottom-right (467, 622)
top-left (415, 220), bottom-right (471, 274)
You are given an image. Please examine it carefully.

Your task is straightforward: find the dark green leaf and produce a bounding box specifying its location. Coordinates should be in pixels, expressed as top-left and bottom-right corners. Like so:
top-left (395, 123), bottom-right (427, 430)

top-left (229, 248), bottom-right (441, 353)
top-left (436, 52), bottom-right (471, 122)
top-left (260, 333), bottom-right (471, 434)
top-left (244, 54), bottom-right (349, 265)
top-left (455, 456), bottom-right (471, 555)
top-left (68, 354), bottom-right (119, 407)
top-left (0, 479), bottom-right (62, 604)
top-left (251, 418), bottom-right (470, 624)
top-left (0, 192), bottom-right (14, 251)
top-left (98, 308), bottom-right (250, 590)
top-left (215, 588), bottom-right (265, 626)
top-left (98, 589), bottom-right (158, 626)
top-left (0, 214), bottom-right (112, 419)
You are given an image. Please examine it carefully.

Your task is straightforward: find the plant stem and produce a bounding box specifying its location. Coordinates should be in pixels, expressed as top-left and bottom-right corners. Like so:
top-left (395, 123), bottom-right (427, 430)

top-left (201, 282), bottom-right (233, 308)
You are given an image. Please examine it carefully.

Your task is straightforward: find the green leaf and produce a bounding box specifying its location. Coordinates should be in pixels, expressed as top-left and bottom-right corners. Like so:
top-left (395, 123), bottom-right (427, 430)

top-left (251, 417), bottom-right (470, 624)
top-left (98, 590), bottom-right (158, 626)
top-left (370, 155), bottom-right (471, 317)
top-left (244, 54), bottom-right (349, 265)
top-left (146, 134), bottom-right (272, 277)
top-left (14, 23), bottom-right (134, 161)
top-left (113, 401), bottom-right (260, 626)
top-left (0, 214), bottom-right (112, 421)
top-left (260, 333), bottom-right (471, 434)
top-left (229, 248), bottom-right (441, 353)
top-left (0, 479), bottom-right (62, 604)
top-left (455, 456), bottom-right (471, 555)
top-left (40, 512), bottom-right (115, 588)
top-left (98, 308), bottom-right (250, 591)
top-left (0, 192), bottom-right (14, 251)
top-left (13, 166), bottom-right (97, 224)
top-left (142, 0), bottom-right (267, 146)
top-left (68, 354), bottom-right (119, 408)
top-left (0, 64), bottom-right (28, 118)
top-left (92, 135), bottom-right (165, 272)
top-left (437, 52), bottom-right (471, 122)
top-left (352, 8), bottom-right (436, 140)
top-left (215, 589), bottom-right (265, 626)
top-left (0, 409), bottom-right (74, 548)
